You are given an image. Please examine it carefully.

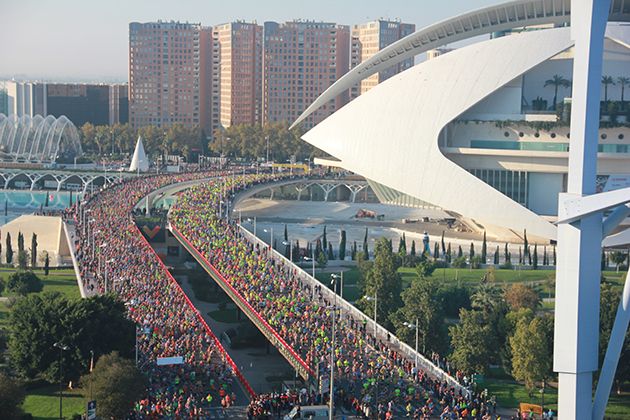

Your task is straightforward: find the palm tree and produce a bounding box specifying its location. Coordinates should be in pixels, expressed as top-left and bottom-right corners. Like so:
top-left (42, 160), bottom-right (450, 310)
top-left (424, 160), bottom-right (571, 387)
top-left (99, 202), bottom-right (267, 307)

top-left (602, 75), bottom-right (615, 102)
top-left (544, 75), bottom-right (571, 110)
top-left (617, 76), bottom-right (629, 106)
top-left (471, 279), bottom-right (503, 313)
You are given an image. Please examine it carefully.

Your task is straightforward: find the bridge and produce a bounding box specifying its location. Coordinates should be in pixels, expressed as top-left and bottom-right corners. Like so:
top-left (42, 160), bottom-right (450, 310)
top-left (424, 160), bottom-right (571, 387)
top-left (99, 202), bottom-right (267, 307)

top-left (241, 177), bottom-right (370, 203)
top-left (167, 176), bottom-right (468, 399)
top-left (0, 168), bottom-right (135, 193)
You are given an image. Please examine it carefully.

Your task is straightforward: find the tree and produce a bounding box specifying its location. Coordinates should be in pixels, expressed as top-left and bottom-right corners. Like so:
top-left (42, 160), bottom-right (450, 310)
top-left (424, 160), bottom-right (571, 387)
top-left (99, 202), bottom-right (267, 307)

top-left (544, 74), bottom-right (571, 110)
top-left (510, 316), bottom-right (553, 391)
top-left (0, 372), bottom-right (25, 419)
top-left (338, 230), bottom-right (346, 261)
top-left (410, 240), bottom-right (416, 257)
top-left (357, 238), bottom-right (402, 329)
top-left (446, 243), bottom-right (451, 263)
top-left (416, 253), bottom-right (438, 279)
top-left (457, 245), bottom-right (463, 259)
top-left (17, 250), bottom-right (28, 270)
top-left (8, 293), bottom-right (135, 382)
top-left (469, 242), bottom-right (475, 259)
top-left (504, 243), bottom-right (510, 265)
top-left (449, 309), bottom-right (497, 374)
top-left (30, 233), bottom-right (38, 268)
top-left (82, 352), bottom-right (146, 419)
top-left (532, 243), bottom-right (538, 270)
top-left (441, 231), bottom-right (446, 256)
top-left (609, 251), bottom-right (627, 272)
top-left (392, 276), bottom-right (447, 354)
top-left (504, 283), bottom-right (541, 311)
top-left (481, 231), bottom-right (487, 262)
top-left (327, 241), bottom-right (334, 260)
top-left (433, 242), bottom-right (440, 260)
top-left (471, 279), bottom-right (503, 314)
top-left (5, 270), bottom-right (43, 295)
top-left (17, 232), bottom-right (24, 254)
top-left (6, 232), bottom-right (13, 264)
top-left (523, 230), bottom-right (529, 260)
top-left (602, 75), bottom-right (615, 102)
top-left (553, 246), bottom-right (557, 266)
top-left (322, 225), bottom-right (327, 251)
top-left (618, 76), bottom-right (629, 104)
top-left (44, 252), bottom-right (50, 276)
top-left (543, 246), bottom-right (548, 266)
top-left (493, 246), bottom-right (500, 265)
top-left (362, 228), bottom-right (369, 260)
top-left (351, 241), bottom-right (357, 260)
top-left (398, 233), bottom-right (407, 257)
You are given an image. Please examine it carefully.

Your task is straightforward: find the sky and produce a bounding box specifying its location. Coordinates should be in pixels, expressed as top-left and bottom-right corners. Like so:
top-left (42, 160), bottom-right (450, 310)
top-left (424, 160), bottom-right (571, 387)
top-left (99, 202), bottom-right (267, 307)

top-left (0, 0), bottom-right (502, 82)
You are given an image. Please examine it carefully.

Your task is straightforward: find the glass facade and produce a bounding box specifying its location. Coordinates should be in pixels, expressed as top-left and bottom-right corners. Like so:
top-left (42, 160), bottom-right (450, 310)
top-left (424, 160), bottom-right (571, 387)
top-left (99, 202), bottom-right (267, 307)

top-left (470, 140), bottom-right (630, 154)
top-left (470, 140), bottom-right (569, 152)
top-left (469, 169), bottom-right (528, 206)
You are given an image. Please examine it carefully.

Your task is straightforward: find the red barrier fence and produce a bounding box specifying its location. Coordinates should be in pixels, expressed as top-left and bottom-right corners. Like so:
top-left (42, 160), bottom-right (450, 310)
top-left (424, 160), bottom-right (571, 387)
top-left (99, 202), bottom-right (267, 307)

top-left (170, 224), bottom-right (315, 380)
top-left (132, 224), bottom-right (257, 399)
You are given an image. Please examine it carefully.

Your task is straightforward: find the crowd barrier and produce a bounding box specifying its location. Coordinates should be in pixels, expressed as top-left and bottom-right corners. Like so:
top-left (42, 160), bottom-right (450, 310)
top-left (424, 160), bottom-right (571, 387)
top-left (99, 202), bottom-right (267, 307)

top-left (170, 224), bottom-right (315, 382)
top-left (133, 223), bottom-right (257, 399)
top-left (238, 225), bottom-right (471, 398)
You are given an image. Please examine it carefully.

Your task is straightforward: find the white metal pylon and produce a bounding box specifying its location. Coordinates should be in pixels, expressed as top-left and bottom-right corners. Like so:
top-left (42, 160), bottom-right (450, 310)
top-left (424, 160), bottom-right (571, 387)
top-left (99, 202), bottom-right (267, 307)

top-left (553, 1), bottom-right (628, 419)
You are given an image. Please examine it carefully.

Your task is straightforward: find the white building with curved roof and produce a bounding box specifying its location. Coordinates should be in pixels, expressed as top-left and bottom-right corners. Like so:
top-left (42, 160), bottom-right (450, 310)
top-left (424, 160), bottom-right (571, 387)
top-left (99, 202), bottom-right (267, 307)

top-left (296, 0), bottom-right (630, 241)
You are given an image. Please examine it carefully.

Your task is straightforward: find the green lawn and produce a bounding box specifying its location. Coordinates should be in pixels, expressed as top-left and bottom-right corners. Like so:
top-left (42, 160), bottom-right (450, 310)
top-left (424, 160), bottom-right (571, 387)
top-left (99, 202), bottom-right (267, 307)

top-left (22, 385), bottom-right (86, 420)
top-left (0, 268), bottom-right (80, 300)
top-left (484, 378), bottom-right (630, 419)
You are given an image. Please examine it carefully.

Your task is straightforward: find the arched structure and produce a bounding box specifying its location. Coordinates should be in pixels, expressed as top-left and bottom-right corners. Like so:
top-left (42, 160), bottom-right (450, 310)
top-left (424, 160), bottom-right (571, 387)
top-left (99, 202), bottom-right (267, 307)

top-left (291, 0), bottom-right (630, 128)
top-left (0, 113), bottom-right (82, 164)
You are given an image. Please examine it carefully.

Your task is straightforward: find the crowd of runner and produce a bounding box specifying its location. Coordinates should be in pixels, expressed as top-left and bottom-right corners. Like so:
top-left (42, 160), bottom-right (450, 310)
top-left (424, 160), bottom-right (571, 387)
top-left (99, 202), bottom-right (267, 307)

top-left (169, 176), bottom-right (498, 419)
top-left (69, 170), bottom-right (499, 419)
top-left (71, 171), bottom-right (251, 417)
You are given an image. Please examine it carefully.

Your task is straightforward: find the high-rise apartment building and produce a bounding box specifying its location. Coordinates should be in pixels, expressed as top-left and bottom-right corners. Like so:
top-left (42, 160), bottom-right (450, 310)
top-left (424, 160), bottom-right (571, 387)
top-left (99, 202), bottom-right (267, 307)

top-left (128, 21), bottom-right (212, 131)
top-left (350, 20), bottom-right (415, 98)
top-left (263, 21), bottom-right (351, 130)
top-left (212, 22), bottom-right (263, 131)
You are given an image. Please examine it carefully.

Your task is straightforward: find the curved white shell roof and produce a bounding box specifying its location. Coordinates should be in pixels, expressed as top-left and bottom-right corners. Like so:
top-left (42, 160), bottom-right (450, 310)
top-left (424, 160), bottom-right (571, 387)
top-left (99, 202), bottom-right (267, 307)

top-left (292, 0), bottom-right (630, 128)
top-left (303, 28), bottom-right (575, 240)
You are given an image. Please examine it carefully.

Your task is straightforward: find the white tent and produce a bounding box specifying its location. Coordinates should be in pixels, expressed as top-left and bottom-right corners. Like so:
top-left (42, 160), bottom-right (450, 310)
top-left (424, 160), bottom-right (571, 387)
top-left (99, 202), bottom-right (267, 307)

top-left (129, 136), bottom-right (149, 172)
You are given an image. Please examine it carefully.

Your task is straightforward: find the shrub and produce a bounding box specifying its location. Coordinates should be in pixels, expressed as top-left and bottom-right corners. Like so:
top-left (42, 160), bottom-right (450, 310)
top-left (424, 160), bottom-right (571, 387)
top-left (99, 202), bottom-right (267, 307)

top-left (5, 271), bottom-right (43, 295)
top-left (451, 256), bottom-right (467, 269)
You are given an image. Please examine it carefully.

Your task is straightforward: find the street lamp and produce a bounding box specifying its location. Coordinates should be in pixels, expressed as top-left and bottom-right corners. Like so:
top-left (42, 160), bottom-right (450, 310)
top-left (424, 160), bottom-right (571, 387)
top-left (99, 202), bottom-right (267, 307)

top-left (364, 294), bottom-right (378, 340)
top-left (246, 217), bottom-right (257, 236)
top-left (403, 319), bottom-right (420, 369)
top-left (282, 240), bottom-right (293, 262)
top-left (263, 227), bottom-right (273, 250)
top-left (328, 275), bottom-right (340, 420)
top-left (330, 272), bottom-right (344, 301)
top-left (53, 342), bottom-right (68, 420)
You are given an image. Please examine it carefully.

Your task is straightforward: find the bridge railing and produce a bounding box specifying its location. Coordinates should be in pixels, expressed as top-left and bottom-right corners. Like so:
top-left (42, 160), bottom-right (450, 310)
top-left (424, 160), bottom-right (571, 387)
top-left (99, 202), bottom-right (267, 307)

top-left (169, 224), bottom-right (315, 382)
top-left (238, 224), bottom-right (470, 398)
top-left (133, 223), bottom-right (257, 399)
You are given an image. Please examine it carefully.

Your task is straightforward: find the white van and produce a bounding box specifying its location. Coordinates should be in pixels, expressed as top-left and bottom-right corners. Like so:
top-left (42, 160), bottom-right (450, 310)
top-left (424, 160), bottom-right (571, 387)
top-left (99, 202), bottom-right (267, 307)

top-left (284, 405), bottom-right (330, 419)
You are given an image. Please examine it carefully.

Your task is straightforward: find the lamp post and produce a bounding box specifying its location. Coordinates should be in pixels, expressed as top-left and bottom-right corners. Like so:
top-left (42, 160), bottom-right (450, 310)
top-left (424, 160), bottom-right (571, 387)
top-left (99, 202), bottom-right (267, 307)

top-left (331, 272), bottom-right (344, 301)
top-left (403, 318), bottom-right (420, 369)
top-left (282, 240), bottom-right (293, 262)
top-left (364, 294), bottom-right (378, 341)
top-left (263, 227), bottom-right (273, 250)
top-left (328, 276), bottom-right (339, 420)
top-left (53, 342), bottom-right (68, 420)
top-left (303, 247), bottom-right (316, 299)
